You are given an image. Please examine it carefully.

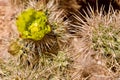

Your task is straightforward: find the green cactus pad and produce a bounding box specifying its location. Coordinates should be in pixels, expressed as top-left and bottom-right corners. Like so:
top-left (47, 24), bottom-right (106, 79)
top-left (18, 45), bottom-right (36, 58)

top-left (16, 8), bottom-right (51, 40)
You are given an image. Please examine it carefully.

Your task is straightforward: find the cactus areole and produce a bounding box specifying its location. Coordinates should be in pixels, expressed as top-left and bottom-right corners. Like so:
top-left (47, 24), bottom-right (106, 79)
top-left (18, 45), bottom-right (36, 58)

top-left (16, 8), bottom-right (51, 41)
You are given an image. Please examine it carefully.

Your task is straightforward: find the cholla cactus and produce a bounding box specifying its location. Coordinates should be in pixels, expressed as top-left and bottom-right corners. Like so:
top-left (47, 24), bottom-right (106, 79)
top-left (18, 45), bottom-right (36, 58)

top-left (7, 2), bottom-right (72, 78)
top-left (9, 0), bottom-right (67, 55)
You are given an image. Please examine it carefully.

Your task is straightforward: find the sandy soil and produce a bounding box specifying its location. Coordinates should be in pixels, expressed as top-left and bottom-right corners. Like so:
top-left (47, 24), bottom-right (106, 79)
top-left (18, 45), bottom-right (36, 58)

top-left (0, 0), bottom-right (18, 60)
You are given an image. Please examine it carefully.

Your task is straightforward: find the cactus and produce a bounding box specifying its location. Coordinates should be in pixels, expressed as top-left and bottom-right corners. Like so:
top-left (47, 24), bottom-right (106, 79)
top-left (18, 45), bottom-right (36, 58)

top-left (8, 0), bottom-right (69, 71)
